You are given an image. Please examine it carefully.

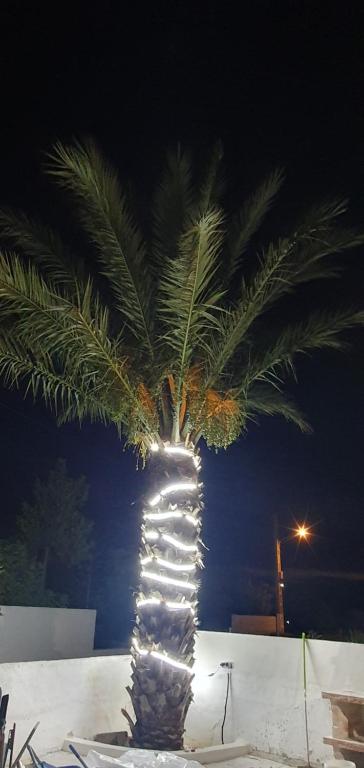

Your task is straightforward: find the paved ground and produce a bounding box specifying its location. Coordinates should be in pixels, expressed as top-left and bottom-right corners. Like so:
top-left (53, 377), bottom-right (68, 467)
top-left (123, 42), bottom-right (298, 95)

top-left (212, 759), bottom-right (290, 768)
top-left (40, 751), bottom-right (291, 768)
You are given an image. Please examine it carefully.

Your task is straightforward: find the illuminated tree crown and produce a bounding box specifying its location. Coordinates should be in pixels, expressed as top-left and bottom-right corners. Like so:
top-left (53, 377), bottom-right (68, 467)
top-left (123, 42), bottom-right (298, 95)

top-left (0, 140), bottom-right (362, 456)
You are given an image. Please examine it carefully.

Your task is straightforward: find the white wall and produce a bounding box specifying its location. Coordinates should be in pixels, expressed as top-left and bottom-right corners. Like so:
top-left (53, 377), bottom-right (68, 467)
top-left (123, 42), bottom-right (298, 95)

top-left (0, 606), bottom-right (96, 661)
top-left (0, 631), bottom-right (363, 765)
top-left (0, 655), bottom-right (131, 758)
top-left (189, 632), bottom-right (364, 763)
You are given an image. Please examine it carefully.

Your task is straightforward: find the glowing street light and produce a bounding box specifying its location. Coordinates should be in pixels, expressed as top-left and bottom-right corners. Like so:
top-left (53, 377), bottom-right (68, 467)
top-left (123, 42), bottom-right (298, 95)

top-left (295, 524), bottom-right (310, 540)
top-left (275, 518), bottom-right (312, 636)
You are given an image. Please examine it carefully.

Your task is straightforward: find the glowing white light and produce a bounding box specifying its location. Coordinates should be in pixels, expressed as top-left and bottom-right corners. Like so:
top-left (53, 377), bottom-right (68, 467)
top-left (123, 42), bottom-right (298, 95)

top-left (185, 513), bottom-right (200, 527)
top-left (144, 510), bottom-right (199, 527)
top-left (166, 600), bottom-right (194, 612)
top-left (144, 510), bottom-right (183, 521)
top-left (164, 446), bottom-right (199, 469)
top-left (141, 570), bottom-right (197, 591)
top-left (149, 481), bottom-right (197, 507)
top-left (149, 493), bottom-right (162, 507)
top-left (164, 445), bottom-right (191, 457)
top-left (162, 480), bottom-right (197, 496)
top-left (133, 638), bottom-right (193, 674)
top-left (144, 529), bottom-right (159, 541)
top-left (136, 597), bottom-right (161, 608)
top-left (136, 447), bottom-right (202, 674)
top-left (139, 554), bottom-right (195, 572)
top-left (155, 557), bottom-right (196, 572)
top-left (140, 556), bottom-right (152, 566)
top-left (162, 534), bottom-right (198, 552)
top-left (149, 444), bottom-right (200, 469)
top-left (132, 638), bottom-right (148, 656)
top-left (150, 650), bottom-right (193, 674)
top-left (136, 597), bottom-right (194, 613)
top-left (142, 531), bottom-right (199, 551)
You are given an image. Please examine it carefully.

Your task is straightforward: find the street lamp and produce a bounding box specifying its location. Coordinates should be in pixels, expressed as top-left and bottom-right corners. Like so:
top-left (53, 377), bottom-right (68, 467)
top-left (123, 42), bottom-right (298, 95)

top-left (274, 519), bottom-right (311, 636)
top-left (296, 524), bottom-right (309, 540)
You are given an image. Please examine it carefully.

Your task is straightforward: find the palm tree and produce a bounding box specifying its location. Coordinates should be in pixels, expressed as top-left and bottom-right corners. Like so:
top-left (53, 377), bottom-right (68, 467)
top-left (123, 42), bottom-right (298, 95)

top-left (0, 141), bottom-right (362, 750)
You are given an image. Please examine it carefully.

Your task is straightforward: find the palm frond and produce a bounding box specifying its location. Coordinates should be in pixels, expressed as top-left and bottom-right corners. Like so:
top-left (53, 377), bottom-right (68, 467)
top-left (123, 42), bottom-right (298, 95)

top-left (0, 250), bottom-right (72, 329)
top-left (206, 237), bottom-right (300, 386)
top-left (46, 139), bottom-right (154, 355)
top-left (0, 333), bottom-right (113, 425)
top-left (0, 252), bottom-right (157, 436)
top-left (152, 146), bottom-right (195, 272)
top-left (245, 308), bottom-right (364, 385)
top-left (0, 209), bottom-right (86, 292)
top-left (0, 251), bottom-right (115, 395)
top-left (159, 209), bottom-right (225, 429)
top-left (196, 141), bottom-right (225, 215)
top-left (245, 384), bottom-right (312, 432)
top-left (284, 226), bottom-right (364, 287)
top-left (206, 201), bottom-right (362, 385)
top-left (226, 168), bottom-right (284, 281)
top-left (280, 198), bottom-right (364, 289)
top-left (300, 198), bottom-right (348, 227)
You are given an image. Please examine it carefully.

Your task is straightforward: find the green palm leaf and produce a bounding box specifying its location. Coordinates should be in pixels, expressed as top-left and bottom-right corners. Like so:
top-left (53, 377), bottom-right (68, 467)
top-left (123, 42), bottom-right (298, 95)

top-left (245, 308), bottom-right (364, 386)
top-left (0, 252), bottom-right (156, 436)
top-left (196, 141), bottom-right (225, 215)
top-left (159, 208), bottom-right (225, 436)
top-left (207, 201), bottom-right (362, 386)
top-left (245, 384), bottom-right (312, 432)
top-left (152, 147), bottom-right (195, 271)
top-left (0, 334), bottom-right (112, 425)
top-left (47, 139), bottom-right (154, 355)
top-left (226, 168), bottom-right (284, 281)
top-left (0, 208), bottom-right (85, 291)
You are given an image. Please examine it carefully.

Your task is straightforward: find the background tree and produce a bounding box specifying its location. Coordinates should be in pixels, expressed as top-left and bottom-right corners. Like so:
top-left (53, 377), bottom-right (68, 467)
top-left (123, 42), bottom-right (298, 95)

top-left (0, 539), bottom-right (67, 606)
top-left (17, 458), bottom-right (92, 591)
top-left (0, 140), bottom-right (362, 748)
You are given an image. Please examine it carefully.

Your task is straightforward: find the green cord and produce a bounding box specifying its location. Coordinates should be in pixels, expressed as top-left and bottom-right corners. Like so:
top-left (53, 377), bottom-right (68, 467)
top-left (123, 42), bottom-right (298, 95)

top-left (302, 632), bottom-right (310, 766)
top-left (302, 631), bottom-right (307, 691)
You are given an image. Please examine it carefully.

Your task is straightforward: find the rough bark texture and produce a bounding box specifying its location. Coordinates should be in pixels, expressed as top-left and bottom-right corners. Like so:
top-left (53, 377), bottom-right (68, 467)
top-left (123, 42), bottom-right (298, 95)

top-left (126, 449), bottom-right (202, 750)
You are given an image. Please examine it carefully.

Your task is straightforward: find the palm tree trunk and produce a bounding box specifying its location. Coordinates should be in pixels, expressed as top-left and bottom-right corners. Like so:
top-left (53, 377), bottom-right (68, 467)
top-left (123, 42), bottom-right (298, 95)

top-left (126, 444), bottom-right (202, 750)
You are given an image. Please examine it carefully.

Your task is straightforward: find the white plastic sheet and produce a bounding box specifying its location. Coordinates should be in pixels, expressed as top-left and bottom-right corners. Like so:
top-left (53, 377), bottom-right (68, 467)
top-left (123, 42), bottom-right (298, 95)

top-left (87, 748), bottom-right (202, 768)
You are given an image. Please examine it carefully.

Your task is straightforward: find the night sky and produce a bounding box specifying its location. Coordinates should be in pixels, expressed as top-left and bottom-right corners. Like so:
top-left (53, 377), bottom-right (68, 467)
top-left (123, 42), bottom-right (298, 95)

top-left (0, 1), bottom-right (363, 644)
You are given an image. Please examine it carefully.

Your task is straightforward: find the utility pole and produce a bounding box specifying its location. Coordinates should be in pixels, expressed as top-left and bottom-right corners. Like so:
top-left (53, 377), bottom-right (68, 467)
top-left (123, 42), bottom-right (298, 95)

top-left (274, 515), bottom-right (285, 636)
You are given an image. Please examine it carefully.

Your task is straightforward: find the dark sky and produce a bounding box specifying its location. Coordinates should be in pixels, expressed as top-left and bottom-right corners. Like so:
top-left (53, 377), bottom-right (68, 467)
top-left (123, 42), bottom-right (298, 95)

top-left (0, 1), bottom-right (363, 642)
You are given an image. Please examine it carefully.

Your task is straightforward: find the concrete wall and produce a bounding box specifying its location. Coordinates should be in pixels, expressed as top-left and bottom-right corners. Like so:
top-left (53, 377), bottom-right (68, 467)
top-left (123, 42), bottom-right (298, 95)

top-left (231, 614), bottom-right (277, 635)
top-left (0, 605), bottom-right (96, 661)
top-left (0, 631), bottom-right (363, 764)
top-left (0, 655), bottom-right (131, 758)
top-left (190, 631), bottom-right (364, 763)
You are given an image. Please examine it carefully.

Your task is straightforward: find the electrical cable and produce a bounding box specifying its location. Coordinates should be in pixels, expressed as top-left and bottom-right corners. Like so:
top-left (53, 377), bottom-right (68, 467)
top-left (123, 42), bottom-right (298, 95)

top-left (208, 666), bottom-right (220, 677)
top-left (302, 633), bottom-right (311, 767)
top-left (221, 669), bottom-right (231, 745)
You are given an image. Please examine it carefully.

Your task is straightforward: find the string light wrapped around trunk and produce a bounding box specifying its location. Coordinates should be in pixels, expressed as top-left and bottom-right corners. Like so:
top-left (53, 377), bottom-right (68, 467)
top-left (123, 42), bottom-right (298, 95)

top-left (127, 442), bottom-right (203, 750)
